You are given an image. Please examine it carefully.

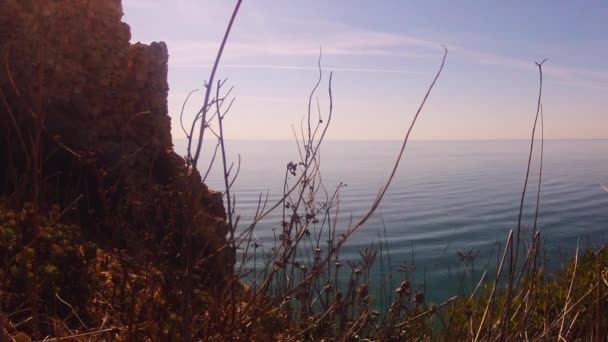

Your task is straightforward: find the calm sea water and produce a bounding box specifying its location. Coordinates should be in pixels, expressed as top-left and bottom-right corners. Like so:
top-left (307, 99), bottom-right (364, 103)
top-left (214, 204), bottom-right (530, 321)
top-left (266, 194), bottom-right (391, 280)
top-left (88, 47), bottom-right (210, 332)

top-left (176, 139), bottom-right (608, 301)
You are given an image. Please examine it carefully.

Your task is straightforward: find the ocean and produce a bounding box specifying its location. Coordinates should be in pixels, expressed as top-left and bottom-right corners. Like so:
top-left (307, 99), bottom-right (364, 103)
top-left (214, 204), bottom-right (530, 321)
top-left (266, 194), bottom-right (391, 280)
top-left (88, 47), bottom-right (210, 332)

top-left (176, 139), bottom-right (608, 302)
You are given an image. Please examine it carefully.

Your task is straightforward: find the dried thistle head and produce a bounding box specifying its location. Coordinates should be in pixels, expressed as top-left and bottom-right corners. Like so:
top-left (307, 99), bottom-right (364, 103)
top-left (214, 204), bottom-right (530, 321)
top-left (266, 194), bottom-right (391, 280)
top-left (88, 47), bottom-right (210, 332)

top-left (358, 283), bottom-right (369, 298)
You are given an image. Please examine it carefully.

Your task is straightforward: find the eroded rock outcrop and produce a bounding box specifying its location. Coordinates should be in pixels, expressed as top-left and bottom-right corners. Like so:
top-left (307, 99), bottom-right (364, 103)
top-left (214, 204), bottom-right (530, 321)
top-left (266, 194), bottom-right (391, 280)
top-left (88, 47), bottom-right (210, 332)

top-left (0, 0), bottom-right (232, 296)
top-left (0, 0), bottom-right (171, 179)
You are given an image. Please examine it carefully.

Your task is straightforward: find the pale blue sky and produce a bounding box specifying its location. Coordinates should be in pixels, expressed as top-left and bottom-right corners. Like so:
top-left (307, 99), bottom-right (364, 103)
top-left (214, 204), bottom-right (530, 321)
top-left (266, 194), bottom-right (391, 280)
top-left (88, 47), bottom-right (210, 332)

top-left (123, 1), bottom-right (608, 140)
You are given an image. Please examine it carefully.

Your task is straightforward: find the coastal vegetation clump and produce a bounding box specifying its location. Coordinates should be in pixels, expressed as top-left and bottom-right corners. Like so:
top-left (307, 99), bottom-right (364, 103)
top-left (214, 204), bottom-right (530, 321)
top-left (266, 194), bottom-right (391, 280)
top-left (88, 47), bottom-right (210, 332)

top-left (0, 0), bottom-right (607, 341)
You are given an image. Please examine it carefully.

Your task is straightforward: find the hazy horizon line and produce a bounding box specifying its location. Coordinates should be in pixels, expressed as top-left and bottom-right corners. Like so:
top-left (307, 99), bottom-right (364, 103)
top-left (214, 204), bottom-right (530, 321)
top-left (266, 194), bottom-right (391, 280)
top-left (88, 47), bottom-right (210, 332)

top-left (172, 137), bottom-right (608, 142)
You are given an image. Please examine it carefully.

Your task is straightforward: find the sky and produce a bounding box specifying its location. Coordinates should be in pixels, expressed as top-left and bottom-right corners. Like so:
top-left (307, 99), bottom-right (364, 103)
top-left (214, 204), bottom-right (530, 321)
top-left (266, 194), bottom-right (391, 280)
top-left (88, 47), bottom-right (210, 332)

top-left (122, 0), bottom-right (608, 141)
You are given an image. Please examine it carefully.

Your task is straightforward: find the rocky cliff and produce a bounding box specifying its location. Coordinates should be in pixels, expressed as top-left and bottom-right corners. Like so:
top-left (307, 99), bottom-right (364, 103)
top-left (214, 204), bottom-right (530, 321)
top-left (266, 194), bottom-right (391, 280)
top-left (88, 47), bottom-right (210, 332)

top-left (0, 1), bottom-right (233, 339)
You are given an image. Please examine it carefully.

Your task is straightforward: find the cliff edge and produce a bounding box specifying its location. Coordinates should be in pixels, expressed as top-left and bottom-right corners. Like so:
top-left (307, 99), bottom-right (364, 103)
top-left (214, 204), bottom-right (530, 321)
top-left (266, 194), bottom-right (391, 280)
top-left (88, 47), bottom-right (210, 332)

top-left (0, 1), bottom-right (233, 339)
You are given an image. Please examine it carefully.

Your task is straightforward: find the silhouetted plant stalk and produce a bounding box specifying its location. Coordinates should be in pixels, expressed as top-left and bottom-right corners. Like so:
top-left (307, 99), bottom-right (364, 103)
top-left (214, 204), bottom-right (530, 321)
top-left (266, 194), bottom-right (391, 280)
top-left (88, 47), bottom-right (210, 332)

top-left (211, 51), bottom-right (608, 341)
top-left (175, 0), bottom-right (243, 341)
top-left (176, 34), bottom-right (450, 338)
top-left (503, 58), bottom-right (548, 338)
top-left (187, 45), bottom-right (450, 340)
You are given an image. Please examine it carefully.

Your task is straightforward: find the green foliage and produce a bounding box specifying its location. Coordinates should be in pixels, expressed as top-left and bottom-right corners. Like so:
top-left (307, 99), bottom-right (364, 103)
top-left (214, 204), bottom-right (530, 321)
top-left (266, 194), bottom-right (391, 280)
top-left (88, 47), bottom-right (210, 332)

top-left (441, 246), bottom-right (608, 340)
top-left (2, 199), bottom-right (606, 341)
top-left (0, 206), bottom-right (96, 332)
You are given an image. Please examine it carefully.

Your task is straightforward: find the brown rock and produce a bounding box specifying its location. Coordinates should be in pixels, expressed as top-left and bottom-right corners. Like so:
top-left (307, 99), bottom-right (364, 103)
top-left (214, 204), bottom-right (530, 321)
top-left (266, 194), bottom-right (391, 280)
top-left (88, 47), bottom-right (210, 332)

top-left (0, 0), bottom-right (232, 284)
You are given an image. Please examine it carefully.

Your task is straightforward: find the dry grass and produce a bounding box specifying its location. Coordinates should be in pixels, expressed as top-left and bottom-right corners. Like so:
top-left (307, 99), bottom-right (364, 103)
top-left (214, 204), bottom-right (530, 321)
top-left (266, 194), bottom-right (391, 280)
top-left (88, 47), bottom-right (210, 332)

top-left (1, 1), bottom-right (607, 341)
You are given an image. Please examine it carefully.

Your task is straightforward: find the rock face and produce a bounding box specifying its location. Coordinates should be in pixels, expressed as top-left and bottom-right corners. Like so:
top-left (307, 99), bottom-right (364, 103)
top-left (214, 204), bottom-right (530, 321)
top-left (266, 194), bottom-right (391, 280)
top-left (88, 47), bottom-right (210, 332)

top-left (0, 0), bottom-right (232, 285)
top-left (0, 0), bottom-right (170, 178)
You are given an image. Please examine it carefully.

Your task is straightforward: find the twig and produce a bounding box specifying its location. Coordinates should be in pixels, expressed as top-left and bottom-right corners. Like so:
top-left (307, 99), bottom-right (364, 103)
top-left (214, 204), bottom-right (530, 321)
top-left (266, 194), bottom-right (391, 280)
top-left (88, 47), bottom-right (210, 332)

top-left (202, 141), bottom-right (220, 183)
top-left (190, 0), bottom-right (243, 169)
top-left (558, 240), bottom-right (579, 340)
top-left (505, 57), bottom-right (548, 337)
top-left (50, 194), bottom-right (83, 225)
top-left (180, 89), bottom-right (199, 138)
top-left (533, 102), bottom-right (545, 232)
top-left (34, 327), bottom-right (125, 341)
top-left (290, 46), bottom-right (448, 292)
top-left (474, 230), bottom-right (513, 342)
top-left (55, 293), bottom-right (89, 330)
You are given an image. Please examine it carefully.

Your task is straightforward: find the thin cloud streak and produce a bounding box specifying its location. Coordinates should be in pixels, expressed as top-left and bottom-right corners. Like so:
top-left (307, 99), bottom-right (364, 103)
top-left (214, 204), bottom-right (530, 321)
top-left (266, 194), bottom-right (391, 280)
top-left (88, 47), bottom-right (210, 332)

top-left (167, 24), bottom-right (608, 91)
top-left (169, 40), bottom-right (438, 61)
top-left (170, 63), bottom-right (427, 75)
top-left (450, 46), bottom-right (608, 90)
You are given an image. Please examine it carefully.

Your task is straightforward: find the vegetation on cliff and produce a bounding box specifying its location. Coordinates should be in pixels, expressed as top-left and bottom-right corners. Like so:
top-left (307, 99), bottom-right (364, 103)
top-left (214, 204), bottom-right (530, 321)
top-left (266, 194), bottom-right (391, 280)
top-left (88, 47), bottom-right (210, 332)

top-left (0, 0), bottom-right (236, 340)
top-left (1, 0), bottom-right (607, 341)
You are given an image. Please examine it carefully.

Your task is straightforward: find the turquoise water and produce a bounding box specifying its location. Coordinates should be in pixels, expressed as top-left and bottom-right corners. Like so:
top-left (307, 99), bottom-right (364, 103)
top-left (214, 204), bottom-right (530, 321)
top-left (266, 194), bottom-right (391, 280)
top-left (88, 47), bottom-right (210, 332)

top-left (176, 139), bottom-right (608, 301)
